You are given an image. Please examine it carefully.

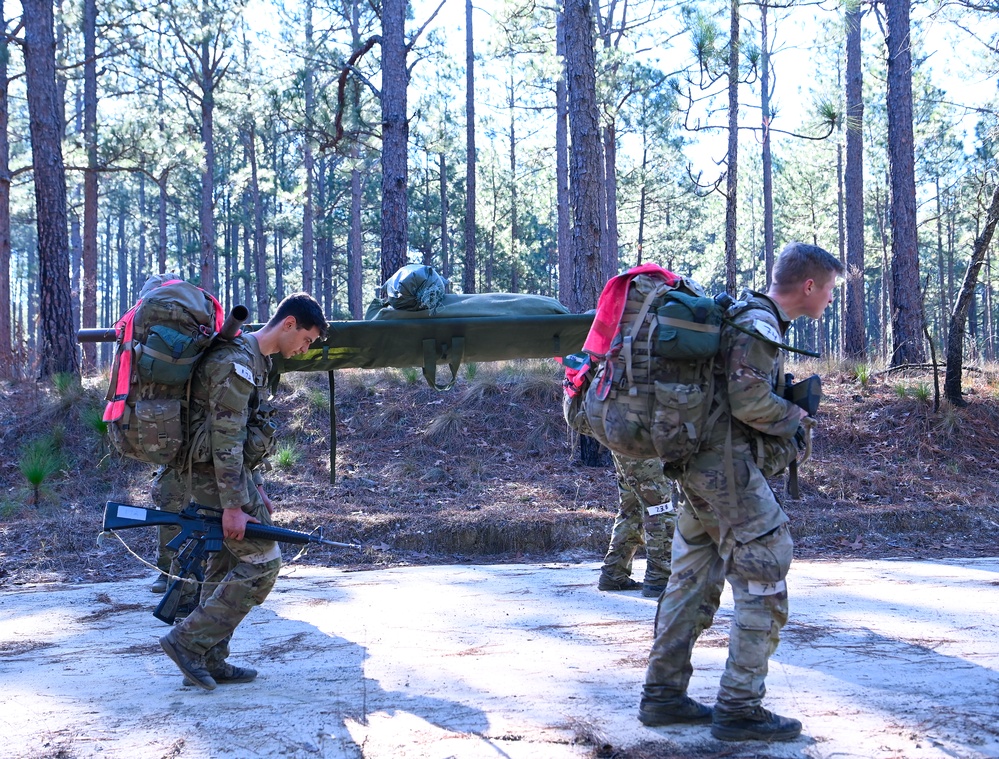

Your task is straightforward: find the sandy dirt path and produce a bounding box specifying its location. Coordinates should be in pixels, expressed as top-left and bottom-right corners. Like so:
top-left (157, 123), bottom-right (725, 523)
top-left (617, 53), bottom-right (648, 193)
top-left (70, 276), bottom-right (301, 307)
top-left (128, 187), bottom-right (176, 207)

top-left (1, 557), bottom-right (997, 759)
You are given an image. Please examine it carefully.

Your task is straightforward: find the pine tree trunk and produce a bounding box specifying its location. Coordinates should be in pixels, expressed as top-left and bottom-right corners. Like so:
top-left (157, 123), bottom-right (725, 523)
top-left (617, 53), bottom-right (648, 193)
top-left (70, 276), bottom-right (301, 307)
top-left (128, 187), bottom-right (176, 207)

top-left (885, 0), bottom-right (925, 365)
top-left (602, 122), bottom-right (618, 281)
top-left (724, 0), bottom-right (740, 294)
top-left (760, 2), bottom-right (774, 287)
top-left (380, 0), bottom-right (409, 285)
top-left (463, 0), bottom-right (477, 294)
top-left (302, 0), bottom-right (316, 298)
top-left (945, 181), bottom-right (999, 404)
top-left (555, 7), bottom-right (571, 305)
top-left (81, 0), bottom-right (98, 371)
top-left (439, 152), bottom-right (449, 279)
top-left (24, 0), bottom-right (78, 377)
top-left (564, 0), bottom-right (604, 312)
top-left (0, 0), bottom-right (12, 379)
top-left (843, 2), bottom-right (865, 359)
top-left (199, 33), bottom-right (216, 295)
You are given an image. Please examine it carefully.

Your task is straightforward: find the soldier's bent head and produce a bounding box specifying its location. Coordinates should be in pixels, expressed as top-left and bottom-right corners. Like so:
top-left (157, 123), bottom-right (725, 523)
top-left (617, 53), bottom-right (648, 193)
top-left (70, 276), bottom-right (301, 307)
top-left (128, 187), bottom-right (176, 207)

top-left (771, 242), bottom-right (844, 293)
top-left (267, 293), bottom-right (329, 340)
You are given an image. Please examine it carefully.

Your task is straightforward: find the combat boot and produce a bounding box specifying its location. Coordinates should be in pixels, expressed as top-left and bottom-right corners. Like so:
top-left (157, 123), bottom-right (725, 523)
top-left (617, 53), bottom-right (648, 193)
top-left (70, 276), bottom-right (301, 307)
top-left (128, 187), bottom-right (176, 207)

top-left (160, 632), bottom-right (216, 691)
top-left (638, 695), bottom-right (713, 726)
top-left (710, 707), bottom-right (802, 742)
top-left (641, 582), bottom-right (666, 598)
top-left (184, 662), bottom-right (257, 687)
top-left (597, 572), bottom-right (642, 591)
top-left (151, 573), bottom-right (168, 594)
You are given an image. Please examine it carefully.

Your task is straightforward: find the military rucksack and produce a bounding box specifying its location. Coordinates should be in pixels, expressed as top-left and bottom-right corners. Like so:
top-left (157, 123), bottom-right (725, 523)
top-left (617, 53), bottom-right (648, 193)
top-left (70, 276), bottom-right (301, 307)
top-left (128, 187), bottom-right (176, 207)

top-left (103, 274), bottom-right (226, 466)
top-left (563, 265), bottom-right (725, 467)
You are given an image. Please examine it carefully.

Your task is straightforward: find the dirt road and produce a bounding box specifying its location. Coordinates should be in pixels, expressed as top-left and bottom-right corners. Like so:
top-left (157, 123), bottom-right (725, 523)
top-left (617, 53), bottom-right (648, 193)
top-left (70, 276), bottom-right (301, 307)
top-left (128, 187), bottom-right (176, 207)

top-left (2, 558), bottom-right (997, 759)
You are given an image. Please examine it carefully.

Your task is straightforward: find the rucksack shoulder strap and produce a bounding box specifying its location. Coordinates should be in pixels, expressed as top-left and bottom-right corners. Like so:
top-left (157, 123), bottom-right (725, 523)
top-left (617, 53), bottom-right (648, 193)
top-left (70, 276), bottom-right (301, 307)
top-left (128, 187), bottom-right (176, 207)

top-left (723, 299), bottom-right (819, 358)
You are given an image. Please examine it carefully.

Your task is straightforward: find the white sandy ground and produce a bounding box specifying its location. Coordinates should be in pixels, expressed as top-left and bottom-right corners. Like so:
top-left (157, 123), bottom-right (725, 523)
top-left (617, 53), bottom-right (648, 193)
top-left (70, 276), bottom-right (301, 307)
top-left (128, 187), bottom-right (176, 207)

top-left (1, 557), bottom-right (997, 759)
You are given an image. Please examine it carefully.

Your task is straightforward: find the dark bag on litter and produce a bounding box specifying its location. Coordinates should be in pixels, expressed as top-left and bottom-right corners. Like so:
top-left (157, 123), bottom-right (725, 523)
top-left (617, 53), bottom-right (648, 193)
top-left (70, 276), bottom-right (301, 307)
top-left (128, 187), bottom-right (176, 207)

top-left (376, 264), bottom-right (448, 312)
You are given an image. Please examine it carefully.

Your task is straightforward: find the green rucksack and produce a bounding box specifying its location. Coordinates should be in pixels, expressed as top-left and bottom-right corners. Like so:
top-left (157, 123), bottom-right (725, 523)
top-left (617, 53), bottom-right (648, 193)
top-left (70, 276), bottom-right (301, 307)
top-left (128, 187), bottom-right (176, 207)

top-left (571, 268), bottom-right (723, 465)
top-left (103, 274), bottom-right (226, 466)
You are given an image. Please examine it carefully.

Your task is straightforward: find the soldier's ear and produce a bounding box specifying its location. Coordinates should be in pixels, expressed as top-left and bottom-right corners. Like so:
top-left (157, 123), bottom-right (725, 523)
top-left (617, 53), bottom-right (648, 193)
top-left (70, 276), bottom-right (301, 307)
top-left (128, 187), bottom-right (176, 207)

top-left (281, 315), bottom-right (298, 332)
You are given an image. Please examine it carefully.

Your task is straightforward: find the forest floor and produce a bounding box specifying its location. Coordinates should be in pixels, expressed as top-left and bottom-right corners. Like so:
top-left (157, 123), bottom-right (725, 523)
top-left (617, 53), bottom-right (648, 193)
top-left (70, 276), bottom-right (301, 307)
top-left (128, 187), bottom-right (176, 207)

top-left (1, 357), bottom-right (998, 584)
top-left (2, 358), bottom-right (999, 759)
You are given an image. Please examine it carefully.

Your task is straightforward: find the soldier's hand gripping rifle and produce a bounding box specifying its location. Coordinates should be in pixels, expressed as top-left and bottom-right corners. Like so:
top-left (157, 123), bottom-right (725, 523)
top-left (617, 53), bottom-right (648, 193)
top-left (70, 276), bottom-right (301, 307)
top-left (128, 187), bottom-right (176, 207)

top-left (101, 501), bottom-right (361, 625)
top-left (784, 374), bottom-right (822, 498)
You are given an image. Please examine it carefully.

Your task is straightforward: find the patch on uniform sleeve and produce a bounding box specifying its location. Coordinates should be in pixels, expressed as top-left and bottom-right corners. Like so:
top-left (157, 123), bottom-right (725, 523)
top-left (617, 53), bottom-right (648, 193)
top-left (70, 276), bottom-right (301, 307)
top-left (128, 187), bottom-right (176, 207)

top-left (752, 319), bottom-right (782, 345)
top-left (233, 363), bottom-right (254, 384)
top-left (218, 362), bottom-right (254, 412)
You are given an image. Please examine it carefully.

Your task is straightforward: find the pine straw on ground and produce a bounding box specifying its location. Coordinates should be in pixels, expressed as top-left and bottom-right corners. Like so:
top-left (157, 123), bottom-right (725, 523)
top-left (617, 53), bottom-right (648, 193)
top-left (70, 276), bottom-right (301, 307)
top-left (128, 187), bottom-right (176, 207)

top-left (1, 359), bottom-right (997, 588)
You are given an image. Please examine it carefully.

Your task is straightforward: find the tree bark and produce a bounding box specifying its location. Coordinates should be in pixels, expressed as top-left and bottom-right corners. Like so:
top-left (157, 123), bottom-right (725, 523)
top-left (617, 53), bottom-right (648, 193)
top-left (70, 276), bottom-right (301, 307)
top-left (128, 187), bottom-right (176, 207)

top-left (760, 1), bottom-right (774, 286)
top-left (885, 0), bottom-right (925, 365)
top-left (302, 0), bottom-right (316, 297)
top-left (555, 7), bottom-right (571, 305)
top-left (564, 0), bottom-right (604, 313)
top-left (24, 0), bottom-right (79, 377)
top-left (380, 0), bottom-right (409, 285)
top-left (945, 181), bottom-right (999, 405)
top-left (439, 151), bottom-right (449, 279)
top-left (199, 30), bottom-right (216, 294)
top-left (724, 0), bottom-right (740, 294)
top-left (463, 0), bottom-right (477, 293)
top-left (843, 2), bottom-right (865, 359)
top-left (0, 0), bottom-right (13, 378)
top-left (81, 0), bottom-right (98, 371)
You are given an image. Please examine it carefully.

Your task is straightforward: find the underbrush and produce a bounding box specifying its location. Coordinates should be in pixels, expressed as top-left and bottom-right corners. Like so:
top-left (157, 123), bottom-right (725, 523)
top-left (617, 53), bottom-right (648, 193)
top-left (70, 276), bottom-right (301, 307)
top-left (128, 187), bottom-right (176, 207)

top-left (1, 358), bottom-right (998, 587)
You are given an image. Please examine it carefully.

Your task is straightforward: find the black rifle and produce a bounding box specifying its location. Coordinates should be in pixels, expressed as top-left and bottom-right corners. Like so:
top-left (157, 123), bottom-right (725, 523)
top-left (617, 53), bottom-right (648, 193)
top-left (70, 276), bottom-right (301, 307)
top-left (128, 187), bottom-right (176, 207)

top-left (784, 374), bottom-right (822, 498)
top-left (102, 501), bottom-right (360, 624)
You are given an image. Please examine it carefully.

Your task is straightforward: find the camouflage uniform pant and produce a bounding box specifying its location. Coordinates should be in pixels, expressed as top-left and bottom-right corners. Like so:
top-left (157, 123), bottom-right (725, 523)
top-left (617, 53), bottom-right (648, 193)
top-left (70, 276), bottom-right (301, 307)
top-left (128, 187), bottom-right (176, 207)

top-left (601, 455), bottom-right (675, 586)
top-left (163, 464), bottom-right (281, 670)
top-left (642, 444), bottom-right (793, 718)
top-left (151, 467), bottom-right (201, 605)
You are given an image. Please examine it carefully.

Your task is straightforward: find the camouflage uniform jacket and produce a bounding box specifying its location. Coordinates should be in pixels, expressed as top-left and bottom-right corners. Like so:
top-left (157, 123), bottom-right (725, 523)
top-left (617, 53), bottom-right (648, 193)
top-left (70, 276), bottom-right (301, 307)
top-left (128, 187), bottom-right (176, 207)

top-left (702, 290), bottom-right (801, 468)
top-left (186, 333), bottom-right (273, 510)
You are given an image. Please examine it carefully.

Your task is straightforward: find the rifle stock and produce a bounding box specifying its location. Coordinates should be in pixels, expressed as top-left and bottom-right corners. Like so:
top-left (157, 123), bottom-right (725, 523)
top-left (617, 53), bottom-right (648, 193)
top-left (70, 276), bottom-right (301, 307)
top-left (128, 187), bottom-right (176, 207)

top-left (783, 374), bottom-right (822, 499)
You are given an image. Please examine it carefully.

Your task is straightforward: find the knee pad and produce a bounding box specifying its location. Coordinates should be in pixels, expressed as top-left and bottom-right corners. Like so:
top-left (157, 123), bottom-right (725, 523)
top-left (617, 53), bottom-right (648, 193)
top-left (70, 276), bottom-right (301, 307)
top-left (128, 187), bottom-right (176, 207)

top-left (730, 523), bottom-right (793, 584)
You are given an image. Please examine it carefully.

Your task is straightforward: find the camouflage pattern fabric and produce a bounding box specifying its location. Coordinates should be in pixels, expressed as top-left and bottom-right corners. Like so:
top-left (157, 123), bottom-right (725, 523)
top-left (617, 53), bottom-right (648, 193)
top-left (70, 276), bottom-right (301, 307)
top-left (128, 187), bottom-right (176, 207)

top-left (151, 466), bottom-right (201, 605)
top-left (642, 291), bottom-right (802, 719)
top-left (601, 454), bottom-right (674, 586)
top-left (164, 334), bottom-right (282, 664)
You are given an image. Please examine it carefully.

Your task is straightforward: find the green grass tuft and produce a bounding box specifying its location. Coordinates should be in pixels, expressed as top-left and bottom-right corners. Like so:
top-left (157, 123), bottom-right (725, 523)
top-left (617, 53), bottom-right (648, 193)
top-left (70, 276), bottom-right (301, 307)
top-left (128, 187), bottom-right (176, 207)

top-left (273, 443), bottom-right (301, 469)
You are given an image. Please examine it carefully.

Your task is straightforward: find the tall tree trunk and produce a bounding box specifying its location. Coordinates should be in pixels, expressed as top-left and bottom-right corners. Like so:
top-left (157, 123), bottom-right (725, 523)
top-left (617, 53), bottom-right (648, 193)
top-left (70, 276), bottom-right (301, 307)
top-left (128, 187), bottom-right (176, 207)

top-left (637, 122), bottom-right (648, 266)
top-left (380, 0), bottom-right (409, 284)
top-left (564, 0), bottom-right (604, 313)
top-left (24, 0), bottom-right (78, 377)
top-left (157, 175), bottom-right (168, 273)
top-left (463, 0), bottom-right (477, 293)
top-left (885, 0), bottom-right (925, 365)
top-left (602, 122), bottom-right (618, 280)
top-left (199, 33), bottom-right (216, 294)
top-left (555, 7), bottom-right (571, 305)
top-left (0, 0), bottom-right (12, 378)
top-left (945, 181), bottom-right (999, 405)
top-left (724, 0), bottom-right (740, 294)
top-left (508, 72), bottom-right (519, 292)
top-left (439, 152), bottom-right (449, 279)
top-left (843, 1), bottom-right (865, 359)
top-left (760, 1), bottom-right (774, 286)
top-left (301, 0), bottom-right (316, 297)
top-left (81, 0), bottom-right (98, 371)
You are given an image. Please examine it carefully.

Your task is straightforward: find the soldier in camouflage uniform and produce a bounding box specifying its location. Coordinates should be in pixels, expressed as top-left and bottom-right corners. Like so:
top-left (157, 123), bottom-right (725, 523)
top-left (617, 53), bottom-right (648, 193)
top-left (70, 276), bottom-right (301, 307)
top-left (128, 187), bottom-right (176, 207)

top-left (159, 293), bottom-right (327, 691)
top-left (638, 243), bottom-right (842, 742)
top-left (597, 454), bottom-right (674, 598)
